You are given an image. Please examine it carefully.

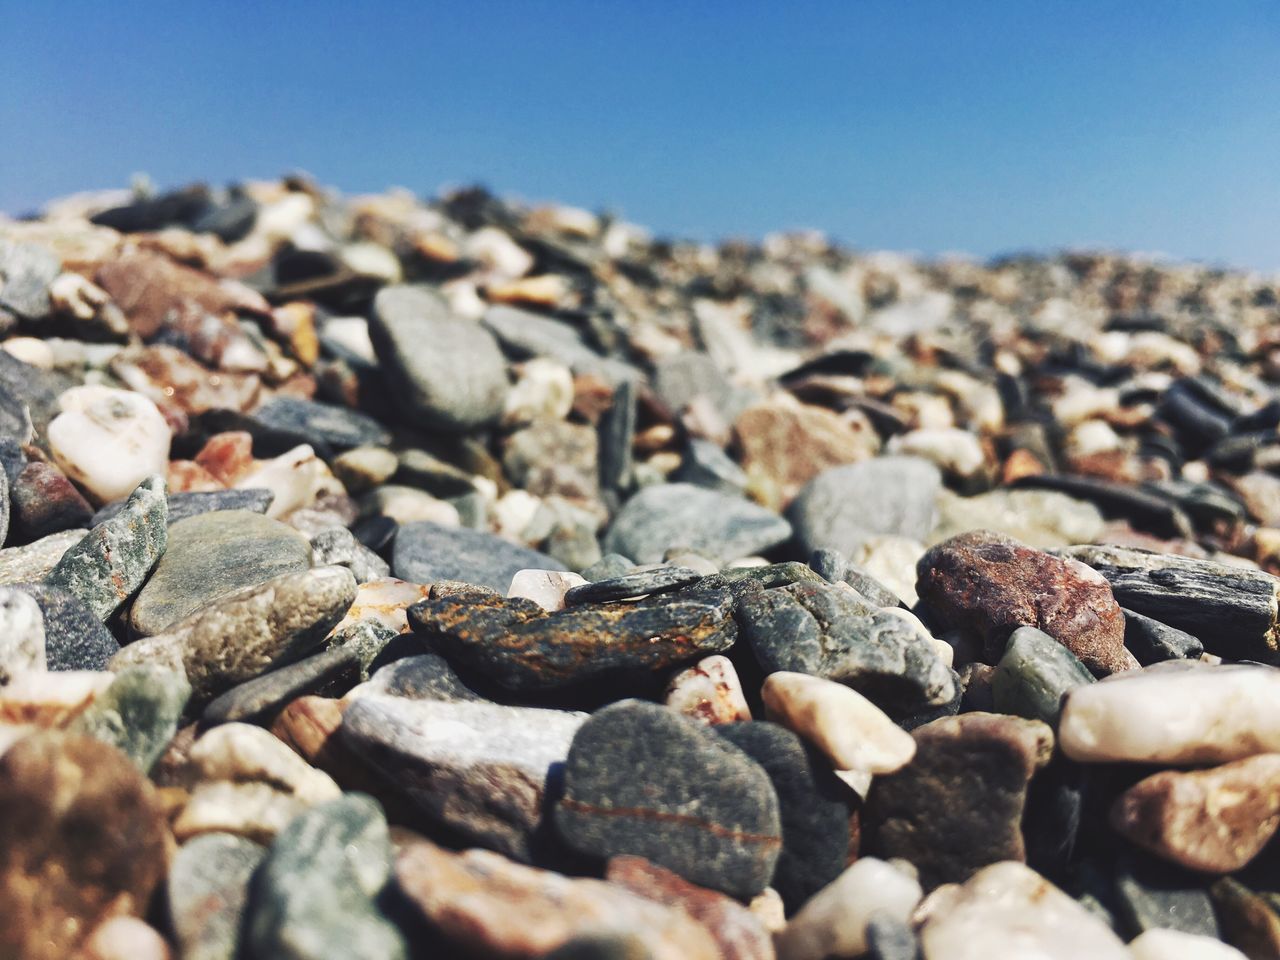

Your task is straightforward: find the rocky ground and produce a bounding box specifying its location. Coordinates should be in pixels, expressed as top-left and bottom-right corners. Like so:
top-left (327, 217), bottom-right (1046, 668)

top-left (0, 176), bottom-right (1278, 959)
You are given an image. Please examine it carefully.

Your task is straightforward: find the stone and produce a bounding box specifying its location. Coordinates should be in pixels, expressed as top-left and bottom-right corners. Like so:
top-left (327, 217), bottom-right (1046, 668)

top-left (787, 457), bottom-right (941, 558)
top-left (565, 566), bottom-right (705, 605)
top-left (1110, 754), bottom-right (1280, 873)
top-left (991, 626), bottom-right (1096, 726)
top-left (91, 488), bottom-right (275, 527)
top-left (392, 520), bottom-right (566, 592)
top-left (675, 437), bottom-right (751, 495)
top-left (71, 666), bottom-right (191, 773)
top-left (44, 475), bottom-right (167, 621)
top-left (0, 528), bottom-right (86, 584)
top-left (110, 343), bottom-right (261, 416)
top-left (606, 855), bottom-right (774, 960)
top-left (1108, 854), bottom-right (1221, 939)
top-left (408, 581), bottom-right (736, 692)
top-left (917, 862), bottom-right (1128, 960)
top-left (370, 284), bottom-right (508, 430)
top-left (1128, 929), bottom-right (1247, 960)
top-left (0, 669), bottom-right (113, 726)
top-left (234, 444), bottom-right (329, 520)
top-left (504, 357), bottom-right (575, 426)
top-left (852, 535), bottom-right (924, 606)
top-left (808, 548), bottom-right (902, 607)
top-left (328, 618), bottom-right (400, 677)
top-left (598, 377), bottom-right (637, 493)
top-left (341, 694), bottom-right (585, 861)
top-left (863, 712), bottom-right (1054, 890)
top-left (80, 916), bottom-right (172, 960)
top-left (665, 655), bottom-right (752, 725)
top-left (346, 651), bottom-right (483, 702)
top-left (10, 460), bottom-right (94, 541)
top-left (483, 303), bottom-right (637, 385)
top-left (737, 580), bottom-right (956, 715)
top-left (246, 794), bottom-right (407, 960)
top-left (554, 699), bottom-right (782, 899)
top-left (0, 732), bottom-right (168, 960)
top-left (865, 915), bottom-right (919, 960)
top-left (1210, 878), bottom-right (1280, 959)
top-left (1122, 608), bottom-right (1204, 664)
top-left (761, 671), bottom-right (916, 774)
top-left (392, 447), bottom-right (479, 497)
top-left (47, 386), bottom-right (170, 504)
top-left (717, 721), bottom-right (851, 912)
top-left (0, 238), bottom-right (60, 319)
top-left (308, 526), bottom-right (388, 583)
top-left (931, 488), bottom-right (1106, 549)
top-left (504, 419), bottom-right (600, 500)
top-left (395, 840), bottom-right (719, 960)
top-left (1058, 662), bottom-right (1280, 764)
top-left (234, 395), bottom-right (391, 454)
top-left (603, 483), bottom-right (791, 565)
top-left (130, 509), bottom-right (311, 636)
top-left (916, 530), bottom-right (1134, 675)
top-left (508, 568), bottom-right (589, 611)
top-left (332, 445), bottom-right (398, 494)
top-left (774, 858), bottom-right (922, 960)
top-left (583, 553), bottom-right (638, 581)
top-left (0, 587), bottom-right (44, 683)
top-left (328, 577), bottom-right (430, 636)
top-left (14, 582), bottom-right (119, 670)
top-left (168, 833), bottom-right (267, 960)
top-left (888, 427), bottom-right (986, 485)
top-left (110, 566), bottom-right (358, 703)
top-left (203, 645), bottom-right (359, 724)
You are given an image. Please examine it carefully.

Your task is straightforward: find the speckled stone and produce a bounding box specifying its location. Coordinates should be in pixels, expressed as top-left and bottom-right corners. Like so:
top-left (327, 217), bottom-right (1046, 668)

top-left (392, 520), bottom-right (566, 592)
top-left (555, 699), bottom-right (782, 899)
top-left (408, 581), bottom-right (736, 692)
top-left (0, 587), bottom-right (44, 683)
top-left (665, 655), bottom-right (752, 725)
top-left (168, 833), bottom-right (267, 960)
top-left (10, 460), bottom-right (94, 541)
top-left (13, 582), bottom-right (119, 670)
top-left (0, 528), bottom-right (86, 585)
top-left (564, 566), bottom-right (704, 605)
top-left (991, 625), bottom-right (1096, 727)
top-left (71, 666), bottom-right (191, 773)
top-left (90, 487), bottom-right (274, 527)
top-left (203, 645), bottom-right (359, 725)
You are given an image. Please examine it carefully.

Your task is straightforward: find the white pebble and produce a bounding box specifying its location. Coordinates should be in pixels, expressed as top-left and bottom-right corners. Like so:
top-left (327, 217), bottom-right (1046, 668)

top-left (48, 385), bottom-right (170, 504)
top-left (775, 857), bottom-right (921, 960)
top-left (507, 568), bottom-right (588, 612)
top-left (1128, 929), bottom-right (1247, 960)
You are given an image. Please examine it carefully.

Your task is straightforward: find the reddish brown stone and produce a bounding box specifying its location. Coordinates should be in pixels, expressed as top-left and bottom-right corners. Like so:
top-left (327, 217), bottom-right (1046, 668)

top-left (916, 530), bottom-right (1134, 675)
top-left (166, 460), bottom-right (225, 493)
top-left (194, 431), bottom-right (255, 486)
top-left (0, 732), bottom-right (169, 960)
top-left (110, 344), bottom-right (262, 415)
top-left (10, 460), bottom-right (94, 540)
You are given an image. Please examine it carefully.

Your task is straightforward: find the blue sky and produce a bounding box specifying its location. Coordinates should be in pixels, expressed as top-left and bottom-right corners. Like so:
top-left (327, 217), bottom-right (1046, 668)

top-left (2, 1), bottom-right (1278, 269)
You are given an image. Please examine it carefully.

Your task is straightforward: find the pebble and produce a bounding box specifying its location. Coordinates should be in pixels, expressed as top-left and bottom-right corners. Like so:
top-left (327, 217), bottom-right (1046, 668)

top-left (392, 519), bottom-right (566, 592)
top-left (930, 487), bottom-right (1105, 549)
top-left (0, 668), bottom-right (113, 726)
top-left (1122, 607), bottom-right (1205, 664)
top-left (90, 487), bottom-right (275, 526)
top-left (408, 580), bottom-right (736, 692)
top-left (554, 699), bottom-right (782, 899)
top-left (863, 712), bottom-right (1053, 889)
top-left (370, 284), bottom-right (509, 430)
top-left (1128, 929), bottom-right (1248, 960)
top-left (990, 625), bottom-right (1095, 726)
top-left (774, 858), bottom-right (922, 960)
top-left (71, 665), bottom-right (191, 772)
top-left (132, 510), bottom-right (309, 637)
top-left (394, 839), bottom-right (720, 960)
top-left (308, 526), bottom-right (389, 583)
top-left (345, 651), bottom-right (482, 702)
top-left (246, 794), bottom-right (407, 960)
top-left (9, 460), bottom-right (94, 540)
top-left (916, 530), bottom-right (1135, 675)
top-left (168, 833), bottom-right (267, 960)
top-left (0, 732), bottom-right (167, 960)
top-left (203, 645), bottom-right (359, 724)
top-left (1058, 662), bottom-right (1280, 764)
top-left (14, 582), bottom-right (120, 670)
top-left (235, 395), bottom-right (391, 454)
top-left (761, 671), bottom-right (917, 774)
top-left (508, 567), bottom-right (589, 611)
top-left (109, 566), bottom-right (358, 703)
top-left (564, 565), bottom-right (704, 604)
top-left (665, 654), bottom-right (752, 725)
top-left (328, 576), bottom-right (429, 635)
top-left (44, 474), bottom-right (168, 621)
top-left (0, 587), bottom-right (45, 682)
top-left (603, 483), bottom-right (792, 564)
top-left (47, 385), bottom-right (170, 504)
top-left (341, 694), bottom-right (586, 861)
top-left (233, 443), bottom-right (330, 520)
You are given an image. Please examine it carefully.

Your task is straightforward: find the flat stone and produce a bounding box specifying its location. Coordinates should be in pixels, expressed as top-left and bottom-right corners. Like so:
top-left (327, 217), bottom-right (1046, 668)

top-left (1111, 754), bottom-right (1280, 873)
top-left (603, 483), bottom-right (791, 564)
top-left (0, 528), bottom-right (86, 584)
top-left (565, 566), bottom-right (704, 605)
top-left (718, 720), bottom-right (851, 912)
top-left (168, 833), bottom-right (267, 960)
top-left (917, 530), bottom-right (1134, 675)
top-left (1059, 662), bottom-right (1280, 764)
top-left (582, 553), bottom-right (638, 581)
top-left (246, 794), bottom-right (407, 960)
top-left (392, 520), bottom-right (566, 592)
top-left (863, 712), bottom-right (1054, 890)
top-left (90, 488), bottom-right (274, 527)
top-left (0, 238), bottom-right (60, 319)
top-left (230, 395), bottom-right (391, 455)
top-left (483, 303), bottom-right (637, 385)
top-left (774, 858), bottom-right (922, 960)
top-left (1129, 929), bottom-right (1247, 960)
top-left (761, 671), bottom-right (916, 774)
top-left (71, 666), bottom-right (191, 773)
top-left (737, 580), bottom-right (956, 715)
top-left (110, 566), bottom-right (358, 703)
top-left (917, 862), bottom-right (1128, 960)
top-left (13, 582), bottom-right (119, 670)
top-left (597, 377), bottom-right (636, 493)
top-left (370, 284), bottom-right (508, 430)
top-left (787, 457), bottom-right (941, 558)
top-left (0, 588), bottom-right (44, 683)
top-left (45, 475), bottom-right (168, 621)
top-left (1110, 854), bottom-right (1221, 939)
top-left (341, 694), bottom-right (586, 861)
top-left (332, 445), bottom-right (398, 494)
top-left (1122, 608), bottom-right (1204, 664)
top-left (675, 437), bottom-right (750, 495)
top-left (991, 625), bottom-right (1096, 726)
top-left (47, 386), bottom-right (170, 505)
top-left (203, 645), bottom-right (359, 724)
top-left (554, 699), bottom-right (782, 899)
top-left (129, 512), bottom-right (312, 640)
top-left (408, 581), bottom-right (736, 692)
top-left (395, 840), bottom-right (719, 960)
top-left (665, 655), bottom-right (752, 725)
top-left (10, 460), bottom-right (94, 541)
top-left (0, 732), bottom-right (168, 960)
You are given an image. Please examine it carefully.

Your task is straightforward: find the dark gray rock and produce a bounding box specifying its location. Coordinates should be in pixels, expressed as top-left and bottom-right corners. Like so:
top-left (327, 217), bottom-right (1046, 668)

top-left (1121, 608), bottom-right (1204, 664)
top-left (90, 488), bottom-right (274, 527)
top-left (392, 521), bottom-right (566, 593)
top-left (581, 553), bottom-right (637, 582)
top-left (371, 285), bottom-right (509, 431)
top-left (598, 379), bottom-right (636, 494)
top-left (603, 483), bottom-right (791, 565)
top-left (393, 448), bottom-right (476, 498)
top-left (673, 438), bottom-right (750, 495)
top-left (358, 653), bottom-right (485, 702)
top-left (12, 582), bottom-right (119, 671)
top-left (554, 699), bottom-right (782, 899)
top-left (564, 566), bottom-right (704, 605)
top-left (203, 646), bottom-right (360, 725)
top-left (788, 457), bottom-right (941, 558)
top-left (71, 666), bottom-right (191, 773)
top-left (0, 239), bottom-right (60, 320)
top-left (129, 509), bottom-right (311, 636)
top-left (717, 721), bottom-right (850, 913)
top-left (483, 304), bottom-right (636, 385)
top-left (991, 626), bottom-right (1095, 727)
top-left (169, 832), bottom-right (267, 960)
top-left (652, 352), bottom-right (755, 422)
top-left (222, 395), bottom-right (391, 456)
top-left (44, 474), bottom-right (168, 621)
top-left (0, 349), bottom-right (69, 439)
top-left (1111, 855), bottom-right (1220, 939)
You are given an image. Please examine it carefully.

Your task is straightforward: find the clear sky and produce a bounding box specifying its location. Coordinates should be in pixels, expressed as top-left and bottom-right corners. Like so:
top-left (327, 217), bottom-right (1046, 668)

top-left (2, 1), bottom-right (1278, 270)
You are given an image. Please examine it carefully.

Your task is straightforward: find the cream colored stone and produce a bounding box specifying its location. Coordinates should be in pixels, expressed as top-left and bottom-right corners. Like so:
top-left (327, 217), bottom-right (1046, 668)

top-left (0, 670), bottom-right (114, 726)
top-left (507, 568), bottom-right (587, 612)
top-left (81, 916), bottom-right (171, 960)
top-left (775, 858), bottom-right (921, 960)
top-left (1128, 929), bottom-right (1247, 960)
top-left (235, 444), bottom-right (326, 519)
top-left (665, 655), bottom-right (752, 725)
top-left (48, 385), bottom-right (170, 504)
top-left (174, 781), bottom-right (311, 844)
top-left (328, 577), bottom-right (430, 635)
top-left (503, 358), bottom-right (574, 426)
top-left (188, 722), bottom-right (341, 803)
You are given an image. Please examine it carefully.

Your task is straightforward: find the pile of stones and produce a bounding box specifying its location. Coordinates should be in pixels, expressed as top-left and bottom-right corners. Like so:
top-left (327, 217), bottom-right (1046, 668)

top-left (1, 175), bottom-right (1279, 959)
